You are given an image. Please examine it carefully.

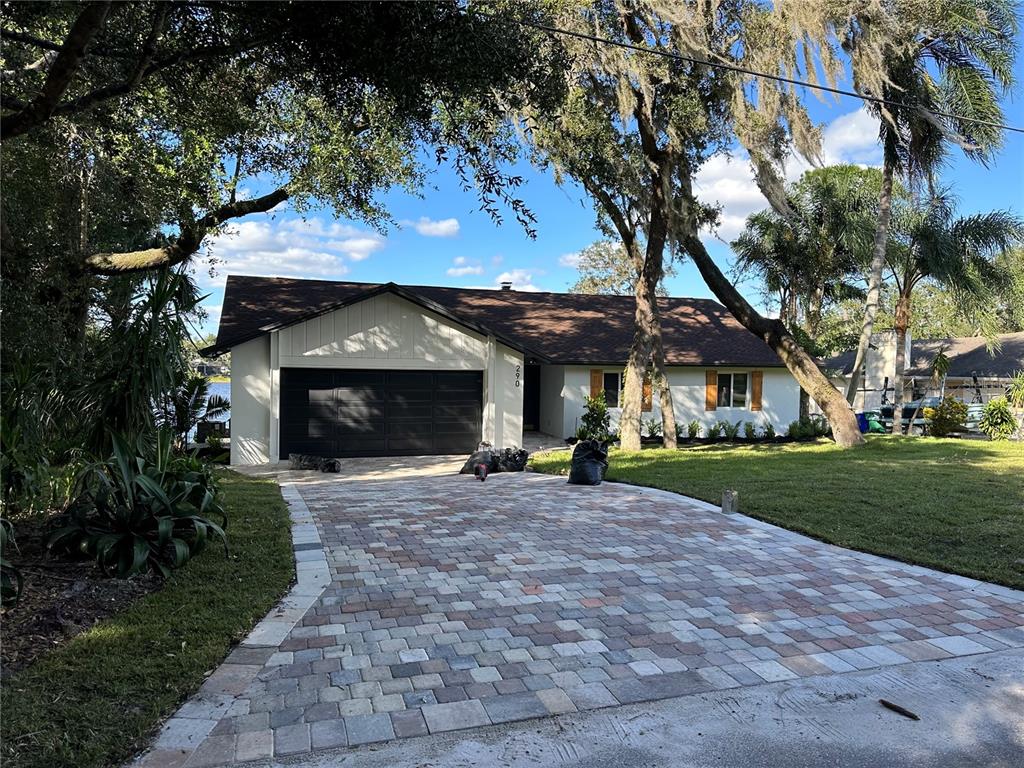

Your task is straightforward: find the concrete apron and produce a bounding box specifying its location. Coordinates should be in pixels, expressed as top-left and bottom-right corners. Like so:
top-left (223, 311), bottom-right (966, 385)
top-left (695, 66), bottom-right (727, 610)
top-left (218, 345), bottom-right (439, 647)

top-left (268, 647), bottom-right (1024, 768)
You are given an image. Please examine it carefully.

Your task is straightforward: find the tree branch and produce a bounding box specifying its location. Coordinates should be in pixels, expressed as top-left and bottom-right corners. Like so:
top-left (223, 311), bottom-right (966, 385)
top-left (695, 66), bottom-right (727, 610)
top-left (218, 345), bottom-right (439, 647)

top-left (84, 187), bottom-right (289, 275)
top-left (1, 2), bottom-right (112, 140)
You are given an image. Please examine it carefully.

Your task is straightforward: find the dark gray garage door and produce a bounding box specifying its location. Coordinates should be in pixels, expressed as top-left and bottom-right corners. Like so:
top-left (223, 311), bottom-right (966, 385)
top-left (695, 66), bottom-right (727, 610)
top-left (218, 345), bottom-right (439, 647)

top-left (279, 368), bottom-right (483, 459)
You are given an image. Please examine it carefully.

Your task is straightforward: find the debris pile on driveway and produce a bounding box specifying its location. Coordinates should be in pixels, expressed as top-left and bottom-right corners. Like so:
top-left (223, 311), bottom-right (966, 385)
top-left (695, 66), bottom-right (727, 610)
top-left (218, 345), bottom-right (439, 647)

top-left (567, 439), bottom-right (609, 485)
top-left (288, 453), bottom-right (341, 472)
top-left (459, 442), bottom-right (529, 480)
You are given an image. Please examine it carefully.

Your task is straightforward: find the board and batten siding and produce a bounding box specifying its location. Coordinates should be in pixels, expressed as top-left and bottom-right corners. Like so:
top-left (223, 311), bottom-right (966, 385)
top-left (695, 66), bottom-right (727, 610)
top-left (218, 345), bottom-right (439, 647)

top-left (553, 365), bottom-right (800, 439)
top-left (277, 292), bottom-right (489, 369)
top-left (228, 292), bottom-right (524, 465)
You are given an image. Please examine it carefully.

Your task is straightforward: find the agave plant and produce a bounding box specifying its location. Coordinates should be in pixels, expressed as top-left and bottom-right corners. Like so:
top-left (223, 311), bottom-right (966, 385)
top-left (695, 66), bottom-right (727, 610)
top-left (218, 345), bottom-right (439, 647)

top-left (49, 432), bottom-right (227, 578)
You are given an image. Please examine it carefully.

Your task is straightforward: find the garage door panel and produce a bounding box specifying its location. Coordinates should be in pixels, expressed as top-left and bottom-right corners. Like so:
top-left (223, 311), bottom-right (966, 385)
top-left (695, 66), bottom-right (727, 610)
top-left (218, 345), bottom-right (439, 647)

top-left (280, 368), bottom-right (482, 458)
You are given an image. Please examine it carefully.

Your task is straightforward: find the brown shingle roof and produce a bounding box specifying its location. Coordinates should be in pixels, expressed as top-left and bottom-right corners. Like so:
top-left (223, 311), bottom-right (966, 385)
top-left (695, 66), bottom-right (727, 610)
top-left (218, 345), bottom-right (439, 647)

top-left (206, 275), bottom-right (785, 367)
top-left (824, 333), bottom-right (1024, 379)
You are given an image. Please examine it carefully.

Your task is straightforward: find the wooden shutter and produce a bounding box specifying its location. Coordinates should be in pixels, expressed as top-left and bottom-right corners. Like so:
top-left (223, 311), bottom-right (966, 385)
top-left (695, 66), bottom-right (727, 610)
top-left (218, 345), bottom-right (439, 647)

top-left (751, 370), bottom-right (763, 411)
top-left (641, 375), bottom-right (652, 412)
top-left (590, 369), bottom-right (603, 398)
top-left (705, 370), bottom-right (717, 411)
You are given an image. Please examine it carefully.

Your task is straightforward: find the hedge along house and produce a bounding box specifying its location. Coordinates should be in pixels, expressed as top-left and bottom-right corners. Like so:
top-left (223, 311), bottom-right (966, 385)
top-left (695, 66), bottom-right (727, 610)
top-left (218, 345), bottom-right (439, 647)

top-left (203, 276), bottom-right (802, 465)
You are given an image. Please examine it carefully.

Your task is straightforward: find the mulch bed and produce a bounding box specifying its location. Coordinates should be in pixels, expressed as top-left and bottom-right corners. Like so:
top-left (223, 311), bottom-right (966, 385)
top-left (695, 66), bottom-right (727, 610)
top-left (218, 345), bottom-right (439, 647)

top-left (1, 519), bottom-right (160, 679)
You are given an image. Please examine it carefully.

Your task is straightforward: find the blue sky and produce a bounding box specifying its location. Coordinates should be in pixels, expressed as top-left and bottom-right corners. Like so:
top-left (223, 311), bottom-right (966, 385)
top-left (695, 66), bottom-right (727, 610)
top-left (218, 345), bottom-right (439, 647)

top-left (194, 60), bottom-right (1024, 337)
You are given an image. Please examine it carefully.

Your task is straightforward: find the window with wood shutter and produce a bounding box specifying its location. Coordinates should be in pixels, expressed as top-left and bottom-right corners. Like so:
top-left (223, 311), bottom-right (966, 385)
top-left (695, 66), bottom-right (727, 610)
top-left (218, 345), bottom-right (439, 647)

top-left (751, 370), bottom-right (763, 411)
top-left (590, 369), bottom-right (603, 398)
top-left (705, 370), bottom-right (717, 411)
top-left (641, 375), bottom-right (652, 411)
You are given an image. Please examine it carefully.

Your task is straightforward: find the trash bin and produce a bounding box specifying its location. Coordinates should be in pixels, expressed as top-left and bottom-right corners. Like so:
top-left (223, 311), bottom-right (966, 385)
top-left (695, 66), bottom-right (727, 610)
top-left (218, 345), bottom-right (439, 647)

top-left (856, 413), bottom-right (869, 433)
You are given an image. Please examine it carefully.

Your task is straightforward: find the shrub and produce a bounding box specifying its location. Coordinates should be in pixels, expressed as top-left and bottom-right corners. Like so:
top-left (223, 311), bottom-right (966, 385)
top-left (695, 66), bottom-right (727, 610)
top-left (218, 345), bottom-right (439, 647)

top-left (706, 421), bottom-right (723, 439)
top-left (787, 420), bottom-right (803, 439)
top-left (579, 392), bottom-right (612, 441)
top-left (743, 421), bottom-right (756, 440)
top-left (643, 417), bottom-right (662, 438)
top-left (978, 397), bottom-right (1017, 441)
top-left (809, 415), bottom-right (830, 437)
top-left (722, 420), bottom-right (741, 441)
top-left (923, 396), bottom-right (968, 437)
top-left (49, 432), bottom-right (227, 578)
top-left (688, 419), bottom-right (701, 439)
top-left (1007, 370), bottom-right (1024, 408)
top-left (761, 421), bottom-right (776, 439)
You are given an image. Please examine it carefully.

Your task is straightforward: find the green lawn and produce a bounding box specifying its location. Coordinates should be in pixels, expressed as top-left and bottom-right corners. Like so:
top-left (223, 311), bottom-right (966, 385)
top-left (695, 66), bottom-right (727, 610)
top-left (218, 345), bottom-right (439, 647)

top-left (530, 437), bottom-right (1024, 590)
top-left (0, 471), bottom-right (294, 768)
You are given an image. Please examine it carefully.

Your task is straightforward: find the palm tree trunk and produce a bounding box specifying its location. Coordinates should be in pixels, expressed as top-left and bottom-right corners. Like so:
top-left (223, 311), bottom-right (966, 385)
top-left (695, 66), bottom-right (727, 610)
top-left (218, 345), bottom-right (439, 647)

top-left (890, 293), bottom-right (912, 435)
top-left (846, 158), bottom-right (894, 404)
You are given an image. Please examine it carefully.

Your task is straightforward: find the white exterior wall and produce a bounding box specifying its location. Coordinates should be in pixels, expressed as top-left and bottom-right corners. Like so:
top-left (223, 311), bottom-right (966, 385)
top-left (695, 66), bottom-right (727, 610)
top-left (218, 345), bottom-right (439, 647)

top-left (228, 293), bottom-right (524, 465)
top-left (278, 292), bottom-right (489, 370)
top-left (553, 365), bottom-right (801, 439)
top-left (483, 342), bottom-right (524, 449)
top-left (229, 336), bottom-right (271, 465)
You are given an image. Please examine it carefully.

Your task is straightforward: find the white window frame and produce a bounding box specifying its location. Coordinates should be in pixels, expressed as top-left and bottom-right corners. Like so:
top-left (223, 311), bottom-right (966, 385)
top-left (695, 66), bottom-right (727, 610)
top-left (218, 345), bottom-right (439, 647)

top-left (603, 371), bottom-right (622, 408)
top-left (717, 372), bottom-right (750, 409)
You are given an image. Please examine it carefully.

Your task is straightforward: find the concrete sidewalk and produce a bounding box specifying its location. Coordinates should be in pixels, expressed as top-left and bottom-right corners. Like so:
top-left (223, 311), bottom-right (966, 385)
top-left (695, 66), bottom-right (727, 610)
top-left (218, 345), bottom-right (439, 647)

top-left (273, 647), bottom-right (1024, 768)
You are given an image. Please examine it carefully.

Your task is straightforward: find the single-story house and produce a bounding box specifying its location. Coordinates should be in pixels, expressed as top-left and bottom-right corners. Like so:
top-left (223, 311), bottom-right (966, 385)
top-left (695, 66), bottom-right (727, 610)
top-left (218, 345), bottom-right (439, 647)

top-left (824, 331), bottom-right (1024, 411)
top-left (203, 276), bottom-right (802, 464)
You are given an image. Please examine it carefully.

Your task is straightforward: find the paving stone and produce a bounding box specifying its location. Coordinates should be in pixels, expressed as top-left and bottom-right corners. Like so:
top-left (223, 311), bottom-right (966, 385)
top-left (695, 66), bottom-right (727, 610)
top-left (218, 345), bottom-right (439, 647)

top-left (480, 692), bottom-right (550, 724)
top-left (345, 713), bottom-right (396, 745)
top-left (273, 723), bottom-right (310, 756)
top-left (605, 672), bottom-right (710, 705)
top-left (565, 682), bottom-right (619, 710)
top-left (421, 700), bottom-right (491, 733)
top-left (309, 719), bottom-right (348, 750)
top-left (536, 687), bottom-right (577, 715)
top-left (235, 731), bottom-right (272, 762)
top-left (183, 734), bottom-right (235, 767)
top-left (391, 709), bottom-right (429, 738)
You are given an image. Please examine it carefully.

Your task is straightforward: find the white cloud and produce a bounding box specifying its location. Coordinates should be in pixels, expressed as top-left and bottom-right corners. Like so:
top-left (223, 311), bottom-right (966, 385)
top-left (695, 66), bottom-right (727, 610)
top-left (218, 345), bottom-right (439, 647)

top-left (326, 236), bottom-right (384, 261)
top-left (693, 108), bottom-right (884, 241)
top-left (558, 252), bottom-right (582, 268)
top-left (446, 256), bottom-right (484, 277)
top-left (198, 217), bottom-right (381, 288)
top-left (407, 216), bottom-right (460, 237)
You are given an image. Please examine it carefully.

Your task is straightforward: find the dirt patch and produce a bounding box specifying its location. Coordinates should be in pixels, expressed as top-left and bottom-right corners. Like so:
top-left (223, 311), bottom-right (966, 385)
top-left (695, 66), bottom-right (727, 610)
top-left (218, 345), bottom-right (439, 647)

top-left (1, 519), bottom-right (160, 678)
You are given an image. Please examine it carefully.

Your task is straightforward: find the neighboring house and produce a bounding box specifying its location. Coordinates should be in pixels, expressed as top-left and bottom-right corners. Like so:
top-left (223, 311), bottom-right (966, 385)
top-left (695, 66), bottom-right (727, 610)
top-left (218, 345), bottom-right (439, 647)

top-left (825, 331), bottom-right (1024, 411)
top-left (203, 276), bottom-right (802, 464)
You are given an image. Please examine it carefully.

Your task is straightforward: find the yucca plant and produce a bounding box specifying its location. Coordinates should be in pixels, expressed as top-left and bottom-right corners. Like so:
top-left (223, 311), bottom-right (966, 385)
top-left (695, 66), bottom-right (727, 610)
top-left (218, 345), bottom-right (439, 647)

top-left (157, 373), bottom-right (231, 451)
top-left (49, 432), bottom-right (227, 578)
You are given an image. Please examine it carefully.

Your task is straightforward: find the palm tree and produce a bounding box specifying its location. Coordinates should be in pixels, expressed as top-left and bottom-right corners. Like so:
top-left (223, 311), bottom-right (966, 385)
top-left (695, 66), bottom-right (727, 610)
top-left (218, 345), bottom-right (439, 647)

top-left (733, 165), bottom-right (879, 348)
top-left (886, 193), bottom-right (1024, 434)
top-left (843, 0), bottom-right (1019, 403)
top-left (157, 373), bottom-right (230, 450)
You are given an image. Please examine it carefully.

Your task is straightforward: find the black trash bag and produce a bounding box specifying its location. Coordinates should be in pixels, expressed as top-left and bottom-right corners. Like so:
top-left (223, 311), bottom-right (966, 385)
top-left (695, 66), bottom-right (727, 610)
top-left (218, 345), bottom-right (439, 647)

top-left (567, 439), bottom-right (608, 486)
top-left (494, 447), bottom-right (529, 473)
top-left (460, 450), bottom-right (495, 475)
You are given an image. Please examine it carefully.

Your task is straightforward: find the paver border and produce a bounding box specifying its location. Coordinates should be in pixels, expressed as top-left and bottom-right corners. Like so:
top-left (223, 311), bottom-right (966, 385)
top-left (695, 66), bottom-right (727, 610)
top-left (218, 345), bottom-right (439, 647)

top-left (134, 482), bottom-right (328, 768)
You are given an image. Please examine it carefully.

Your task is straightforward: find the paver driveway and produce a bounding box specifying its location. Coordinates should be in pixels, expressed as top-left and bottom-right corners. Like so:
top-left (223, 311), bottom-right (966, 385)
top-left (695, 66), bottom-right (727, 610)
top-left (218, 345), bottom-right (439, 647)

top-left (142, 462), bottom-right (1024, 766)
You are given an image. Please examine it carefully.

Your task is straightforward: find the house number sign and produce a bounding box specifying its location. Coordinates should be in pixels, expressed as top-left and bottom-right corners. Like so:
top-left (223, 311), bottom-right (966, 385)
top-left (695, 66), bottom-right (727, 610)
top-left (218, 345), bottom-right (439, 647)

top-left (515, 364), bottom-right (521, 387)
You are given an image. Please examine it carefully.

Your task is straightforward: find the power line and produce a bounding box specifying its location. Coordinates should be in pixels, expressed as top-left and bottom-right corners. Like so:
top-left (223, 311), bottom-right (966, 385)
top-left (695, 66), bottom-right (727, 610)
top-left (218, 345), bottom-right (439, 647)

top-left (497, 15), bottom-right (1024, 136)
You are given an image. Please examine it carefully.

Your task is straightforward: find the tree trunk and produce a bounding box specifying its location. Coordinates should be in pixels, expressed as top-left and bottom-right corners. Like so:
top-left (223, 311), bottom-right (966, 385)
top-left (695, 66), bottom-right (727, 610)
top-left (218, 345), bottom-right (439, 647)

top-left (683, 233), bottom-right (864, 448)
top-left (619, 264), bottom-right (657, 452)
top-left (651, 309), bottom-right (677, 449)
top-left (846, 158), bottom-right (894, 404)
top-left (890, 292), bottom-right (911, 435)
